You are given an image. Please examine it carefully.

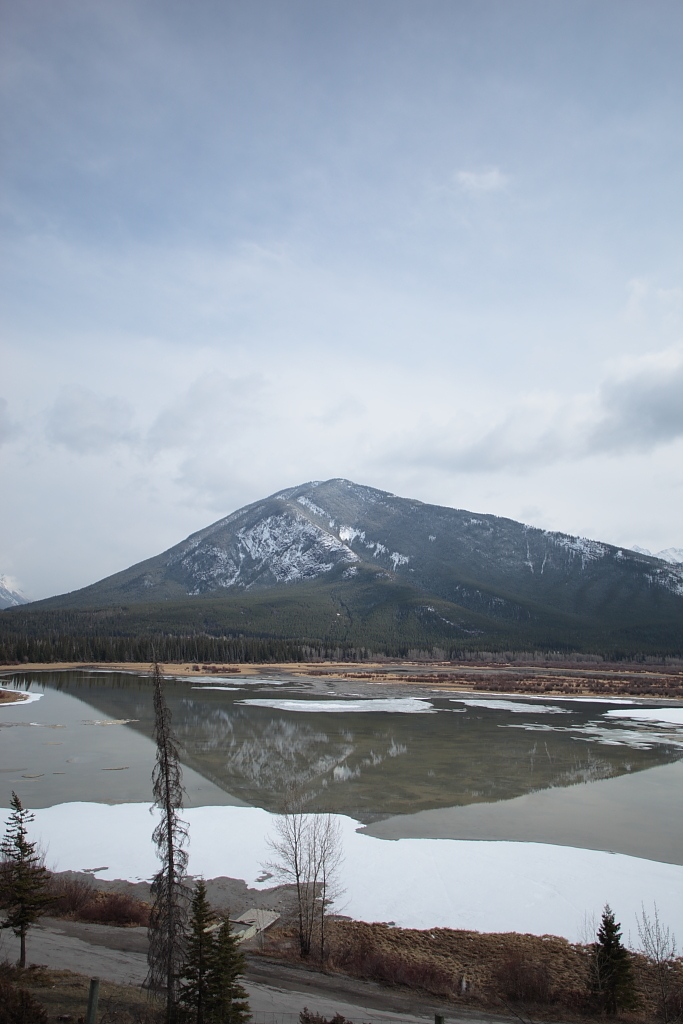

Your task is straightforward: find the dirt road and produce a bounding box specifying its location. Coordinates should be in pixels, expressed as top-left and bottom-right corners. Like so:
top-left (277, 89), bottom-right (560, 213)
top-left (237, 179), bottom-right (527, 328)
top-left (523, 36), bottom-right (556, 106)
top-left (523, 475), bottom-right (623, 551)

top-left (0, 917), bottom-right (510, 1024)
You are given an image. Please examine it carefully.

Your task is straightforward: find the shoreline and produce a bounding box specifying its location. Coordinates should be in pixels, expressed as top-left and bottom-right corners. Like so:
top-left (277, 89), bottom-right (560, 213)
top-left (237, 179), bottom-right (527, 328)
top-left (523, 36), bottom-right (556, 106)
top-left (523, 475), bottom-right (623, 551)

top-left (1, 659), bottom-right (683, 701)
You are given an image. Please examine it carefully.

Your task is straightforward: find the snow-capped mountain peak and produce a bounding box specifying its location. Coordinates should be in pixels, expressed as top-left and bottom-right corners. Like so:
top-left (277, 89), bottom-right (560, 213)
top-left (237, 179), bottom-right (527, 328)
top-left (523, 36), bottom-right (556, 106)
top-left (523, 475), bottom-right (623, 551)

top-left (24, 480), bottom-right (683, 635)
top-left (631, 545), bottom-right (683, 565)
top-left (0, 575), bottom-right (28, 609)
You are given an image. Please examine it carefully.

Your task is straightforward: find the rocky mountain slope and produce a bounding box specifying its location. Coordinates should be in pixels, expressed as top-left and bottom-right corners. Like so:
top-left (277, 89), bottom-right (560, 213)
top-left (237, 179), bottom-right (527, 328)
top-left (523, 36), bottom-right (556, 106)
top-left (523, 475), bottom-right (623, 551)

top-left (22, 480), bottom-right (683, 649)
top-left (0, 575), bottom-right (27, 609)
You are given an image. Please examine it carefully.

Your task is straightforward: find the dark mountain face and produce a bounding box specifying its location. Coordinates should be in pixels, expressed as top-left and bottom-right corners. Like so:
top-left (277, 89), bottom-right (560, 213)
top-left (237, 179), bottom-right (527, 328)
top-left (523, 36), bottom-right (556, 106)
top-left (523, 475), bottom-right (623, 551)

top-left (26, 479), bottom-right (683, 640)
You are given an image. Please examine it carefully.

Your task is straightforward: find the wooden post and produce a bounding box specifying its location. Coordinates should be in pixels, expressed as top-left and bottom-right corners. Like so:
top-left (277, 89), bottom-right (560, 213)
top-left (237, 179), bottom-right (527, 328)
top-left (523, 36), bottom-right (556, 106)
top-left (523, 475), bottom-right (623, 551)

top-left (434, 1015), bottom-right (445, 1024)
top-left (85, 977), bottom-right (100, 1024)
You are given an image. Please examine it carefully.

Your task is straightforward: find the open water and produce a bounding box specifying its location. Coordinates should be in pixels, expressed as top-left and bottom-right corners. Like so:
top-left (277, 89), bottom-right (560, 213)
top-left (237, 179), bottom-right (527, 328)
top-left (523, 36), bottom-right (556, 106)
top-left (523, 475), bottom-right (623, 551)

top-left (1, 669), bottom-right (682, 865)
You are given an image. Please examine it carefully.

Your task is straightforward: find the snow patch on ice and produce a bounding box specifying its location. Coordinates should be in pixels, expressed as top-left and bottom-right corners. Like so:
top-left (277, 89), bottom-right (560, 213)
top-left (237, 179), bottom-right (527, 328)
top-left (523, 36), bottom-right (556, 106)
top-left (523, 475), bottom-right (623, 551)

top-left (504, 720), bottom-right (683, 751)
top-left (604, 707), bottom-right (683, 727)
top-left (452, 698), bottom-right (571, 714)
top-left (18, 802), bottom-right (683, 943)
top-left (191, 686), bottom-right (240, 691)
top-left (237, 697), bottom-right (436, 714)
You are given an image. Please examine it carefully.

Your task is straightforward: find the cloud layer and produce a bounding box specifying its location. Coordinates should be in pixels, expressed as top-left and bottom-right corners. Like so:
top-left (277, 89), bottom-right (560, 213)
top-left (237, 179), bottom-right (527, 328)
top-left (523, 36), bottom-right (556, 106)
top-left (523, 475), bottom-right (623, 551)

top-left (0, 1), bottom-right (681, 597)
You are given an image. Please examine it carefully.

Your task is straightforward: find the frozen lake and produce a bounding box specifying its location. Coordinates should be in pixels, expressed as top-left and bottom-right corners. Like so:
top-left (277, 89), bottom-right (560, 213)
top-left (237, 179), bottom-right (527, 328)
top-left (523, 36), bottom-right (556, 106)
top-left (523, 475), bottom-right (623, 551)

top-left (2, 669), bottom-right (682, 941)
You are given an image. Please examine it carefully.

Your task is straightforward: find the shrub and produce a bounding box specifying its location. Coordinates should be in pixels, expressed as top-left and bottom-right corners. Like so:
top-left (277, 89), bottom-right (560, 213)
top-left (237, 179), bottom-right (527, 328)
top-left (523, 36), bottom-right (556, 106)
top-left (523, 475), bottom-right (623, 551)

top-left (46, 876), bottom-right (95, 916)
top-left (492, 951), bottom-right (554, 1004)
top-left (78, 892), bottom-right (150, 927)
top-left (0, 980), bottom-right (48, 1024)
top-left (45, 876), bottom-right (150, 927)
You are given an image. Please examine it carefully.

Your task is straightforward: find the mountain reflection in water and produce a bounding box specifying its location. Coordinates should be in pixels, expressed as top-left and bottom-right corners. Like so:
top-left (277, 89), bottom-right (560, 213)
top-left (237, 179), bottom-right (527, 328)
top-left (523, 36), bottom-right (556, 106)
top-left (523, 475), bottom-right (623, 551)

top-left (4, 671), bottom-right (681, 824)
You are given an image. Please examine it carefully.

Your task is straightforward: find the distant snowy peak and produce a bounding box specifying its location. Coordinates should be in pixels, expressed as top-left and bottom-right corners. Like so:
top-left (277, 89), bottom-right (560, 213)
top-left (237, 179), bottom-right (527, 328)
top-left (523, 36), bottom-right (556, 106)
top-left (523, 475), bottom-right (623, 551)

top-left (0, 575), bottom-right (27, 609)
top-left (631, 545), bottom-right (683, 565)
top-left (659, 548), bottom-right (683, 565)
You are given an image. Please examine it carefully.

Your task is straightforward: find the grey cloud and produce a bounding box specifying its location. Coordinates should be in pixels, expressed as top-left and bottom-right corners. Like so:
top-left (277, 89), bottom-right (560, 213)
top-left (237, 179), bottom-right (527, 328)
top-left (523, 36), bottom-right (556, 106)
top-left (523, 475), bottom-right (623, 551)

top-left (589, 361), bottom-right (683, 453)
top-left (390, 355), bottom-right (683, 475)
top-left (146, 372), bottom-right (265, 454)
top-left (46, 386), bottom-right (136, 454)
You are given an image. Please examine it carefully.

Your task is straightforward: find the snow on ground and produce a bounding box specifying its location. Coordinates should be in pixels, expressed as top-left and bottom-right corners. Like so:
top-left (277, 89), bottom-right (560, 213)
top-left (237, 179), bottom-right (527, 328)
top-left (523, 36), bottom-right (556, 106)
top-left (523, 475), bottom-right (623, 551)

top-left (451, 698), bottom-right (571, 714)
top-left (12, 801), bottom-right (683, 945)
top-left (605, 707), bottom-right (683, 726)
top-left (237, 698), bottom-right (435, 714)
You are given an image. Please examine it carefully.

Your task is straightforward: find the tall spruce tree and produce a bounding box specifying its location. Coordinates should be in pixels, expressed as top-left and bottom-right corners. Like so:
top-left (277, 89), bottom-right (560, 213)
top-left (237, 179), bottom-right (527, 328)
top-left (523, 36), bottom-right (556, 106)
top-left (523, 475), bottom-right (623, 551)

top-left (590, 904), bottom-right (637, 1014)
top-left (206, 918), bottom-right (250, 1024)
top-left (178, 881), bottom-right (250, 1024)
top-left (0, 792), bottom-right (53, 967)
top-left (178, 880), bottom-right (215, 1024)
top-left (146, 662), bottom-right (190, 1022)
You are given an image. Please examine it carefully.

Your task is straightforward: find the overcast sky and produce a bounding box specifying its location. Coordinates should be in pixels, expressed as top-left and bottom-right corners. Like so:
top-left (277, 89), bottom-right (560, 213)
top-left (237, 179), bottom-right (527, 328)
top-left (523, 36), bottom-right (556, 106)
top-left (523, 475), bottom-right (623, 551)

top-left (1, 0), bottom-right (682, 599)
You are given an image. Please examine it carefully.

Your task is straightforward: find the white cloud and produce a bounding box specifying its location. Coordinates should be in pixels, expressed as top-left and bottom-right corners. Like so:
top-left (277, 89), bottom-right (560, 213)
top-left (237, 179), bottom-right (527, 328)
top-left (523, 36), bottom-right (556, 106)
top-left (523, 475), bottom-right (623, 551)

top-left (455, 167), bottom-right (508, 193)
top-left (0, 398), bottom-right (13, 445)
top-left (45, 387), bottom-right (136, 454)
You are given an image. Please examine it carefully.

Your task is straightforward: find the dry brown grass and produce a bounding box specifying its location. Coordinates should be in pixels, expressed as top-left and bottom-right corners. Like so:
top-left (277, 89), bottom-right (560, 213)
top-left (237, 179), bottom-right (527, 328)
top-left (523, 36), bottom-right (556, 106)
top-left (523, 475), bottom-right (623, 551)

top-left (0, 962), bottom-right (161, 1024)
top-left (260, 920), bottom-right (683, 1022)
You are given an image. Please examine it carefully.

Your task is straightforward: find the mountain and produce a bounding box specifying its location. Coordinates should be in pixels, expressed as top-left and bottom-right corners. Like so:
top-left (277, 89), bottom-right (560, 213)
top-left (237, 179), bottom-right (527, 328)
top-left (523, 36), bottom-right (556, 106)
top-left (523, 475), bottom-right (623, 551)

top-left (17, 479), bottom-right (683, 652)
top-left (0, 575), bottom-right (27, 610)
top-left (632, 546), bottom-right (683, 565)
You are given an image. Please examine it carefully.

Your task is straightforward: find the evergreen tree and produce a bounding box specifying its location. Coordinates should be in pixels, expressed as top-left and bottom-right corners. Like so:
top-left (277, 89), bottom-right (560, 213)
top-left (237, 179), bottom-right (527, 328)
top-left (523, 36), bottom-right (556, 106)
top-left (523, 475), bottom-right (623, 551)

top-left (0, 793), bottom-right (53, 967)
top-left (590, 904), bottom-right (637, 1014)
top-left (206, 918), bottom-right (250, 1024)
top-left (178, 880), bottom-right (215, 1024)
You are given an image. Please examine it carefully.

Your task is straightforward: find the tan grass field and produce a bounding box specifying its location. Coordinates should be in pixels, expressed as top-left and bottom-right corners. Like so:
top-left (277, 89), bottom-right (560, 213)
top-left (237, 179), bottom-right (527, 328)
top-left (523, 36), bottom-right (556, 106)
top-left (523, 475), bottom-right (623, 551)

top-left (1, 659), bottom-right (682, 699)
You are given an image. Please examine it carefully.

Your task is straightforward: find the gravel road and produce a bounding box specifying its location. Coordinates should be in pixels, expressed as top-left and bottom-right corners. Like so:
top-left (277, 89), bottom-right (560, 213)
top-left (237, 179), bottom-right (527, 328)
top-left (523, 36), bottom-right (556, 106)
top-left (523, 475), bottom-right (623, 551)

top-left (0, 917), bottom-right (510, 1024)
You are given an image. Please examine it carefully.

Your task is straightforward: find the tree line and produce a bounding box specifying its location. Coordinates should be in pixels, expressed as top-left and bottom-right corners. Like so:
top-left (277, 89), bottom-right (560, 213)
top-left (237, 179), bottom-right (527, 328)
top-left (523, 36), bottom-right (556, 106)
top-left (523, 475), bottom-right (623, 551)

top-left (1, 630), bottom-right (678, 665)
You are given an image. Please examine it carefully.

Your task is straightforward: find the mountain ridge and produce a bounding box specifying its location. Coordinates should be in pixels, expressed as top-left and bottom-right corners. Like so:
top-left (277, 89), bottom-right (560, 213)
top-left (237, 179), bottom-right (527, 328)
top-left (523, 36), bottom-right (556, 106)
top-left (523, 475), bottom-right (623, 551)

top-left (17, 479), bottom-right (682, 656)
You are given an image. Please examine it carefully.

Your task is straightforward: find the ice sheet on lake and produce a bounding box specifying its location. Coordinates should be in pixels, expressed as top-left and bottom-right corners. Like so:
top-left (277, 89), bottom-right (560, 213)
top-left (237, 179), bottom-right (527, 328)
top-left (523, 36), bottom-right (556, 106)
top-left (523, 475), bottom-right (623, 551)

top-left (503, 721), bottom-right (683, 750)
top-left (237, 698), bottom-right (436, 714)
top-left (604, 707), bottom-right (683, 726)
top-left (451, 698), bottom-right (571, 714)
top-left (13, 801), bottom-right (683, 945)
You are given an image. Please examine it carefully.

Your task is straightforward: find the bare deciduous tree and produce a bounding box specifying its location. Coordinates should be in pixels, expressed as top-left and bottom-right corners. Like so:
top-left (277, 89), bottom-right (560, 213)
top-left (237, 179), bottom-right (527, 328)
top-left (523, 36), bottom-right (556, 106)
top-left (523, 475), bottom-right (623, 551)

top-left (638, 903), bottom-right (682, 1023)
top-left (266, 808), bottom-right (343, 962)
top-left (146, 662), bottom-right (190, 1021)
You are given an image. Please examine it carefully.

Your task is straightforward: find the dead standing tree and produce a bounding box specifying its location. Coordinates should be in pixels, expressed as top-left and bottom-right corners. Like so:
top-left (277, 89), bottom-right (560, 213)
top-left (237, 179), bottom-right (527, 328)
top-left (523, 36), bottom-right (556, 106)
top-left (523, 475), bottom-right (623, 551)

top-left (146, 662), bottom-right (190, 1022)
